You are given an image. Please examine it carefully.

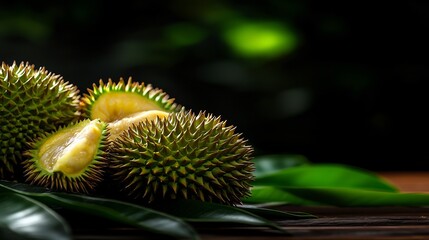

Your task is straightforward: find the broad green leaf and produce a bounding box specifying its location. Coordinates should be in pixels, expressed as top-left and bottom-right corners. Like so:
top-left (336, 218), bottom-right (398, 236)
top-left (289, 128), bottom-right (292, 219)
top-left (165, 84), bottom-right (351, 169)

top-left (246, 186), bottom-right (429, 207)
top-left (253, 164), bottom-right (397, 192)
top-left (45, 193), bottom-right (199, 239)
top-left (0, 182), bottom-right (198, 240)
top-left (283, 187), bottom-right (429, 207)
top-left (151, 199), bottom-right (286, 232)
top-left (0, 193), bottom-right (71, 240)
top-left (253, 154), bottom-right (310, 177)
top-left (245, 186), bottom-right (322, 205)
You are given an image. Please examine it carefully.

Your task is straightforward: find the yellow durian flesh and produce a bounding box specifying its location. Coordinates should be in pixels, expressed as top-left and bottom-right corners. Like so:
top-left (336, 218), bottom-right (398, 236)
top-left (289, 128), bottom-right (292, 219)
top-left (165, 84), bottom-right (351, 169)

top-left (23, 119), bottom-right (108, 193)
top-left (38, 119), bottom-right (104, 176)
top-left (90, 92), bottom-right (166, 122)
top-left (108, 110), bottom-right (170, 141)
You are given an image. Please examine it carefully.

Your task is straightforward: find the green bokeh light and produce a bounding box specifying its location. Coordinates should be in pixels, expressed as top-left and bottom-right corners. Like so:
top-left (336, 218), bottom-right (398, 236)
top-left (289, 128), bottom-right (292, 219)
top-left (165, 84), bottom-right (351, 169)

top-left (223, 21), bottom-right (298, 58)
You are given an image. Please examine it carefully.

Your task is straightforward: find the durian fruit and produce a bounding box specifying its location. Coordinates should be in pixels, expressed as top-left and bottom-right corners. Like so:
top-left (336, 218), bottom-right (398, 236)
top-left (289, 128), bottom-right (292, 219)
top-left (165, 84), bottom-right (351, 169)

top-left (79, 77), bottom-right (180, 123)
top-left (22, 119), bottom-right (108, 193)
top-left (108, 110), bottom-right (254, 205)
top-left (0, 61), bottom-right (80, 179)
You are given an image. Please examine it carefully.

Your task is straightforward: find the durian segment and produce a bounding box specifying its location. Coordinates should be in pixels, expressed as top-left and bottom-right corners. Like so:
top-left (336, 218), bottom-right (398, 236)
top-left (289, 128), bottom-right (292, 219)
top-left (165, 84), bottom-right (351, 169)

top-left (109, 110), bottom-right (255, 205)
top-left (108, 110), bottom-right (170, 141)
top-left (79, 77), bottom-right (180, 122)
top-left (90, 92), bottom-right (163, 122)
top-left (22, 119), bottom-right (108, 193)
top-left (0, 61), bottom-right (80, 179)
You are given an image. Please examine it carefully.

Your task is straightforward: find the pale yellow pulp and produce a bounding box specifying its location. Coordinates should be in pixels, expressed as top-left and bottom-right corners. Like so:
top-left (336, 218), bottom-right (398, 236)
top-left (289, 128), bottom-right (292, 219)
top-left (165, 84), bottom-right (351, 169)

top-left (108, 110), bottom-right (169, 141)
top-left (38, 120), bottom-right (103, 176)
top-left (90, 92), bottom-right (164, 122)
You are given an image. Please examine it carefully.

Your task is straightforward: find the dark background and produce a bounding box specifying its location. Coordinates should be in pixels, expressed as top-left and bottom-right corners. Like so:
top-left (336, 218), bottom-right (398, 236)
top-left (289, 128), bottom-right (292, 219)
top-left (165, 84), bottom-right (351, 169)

top-left (1, 1), bottom-right (428, 171)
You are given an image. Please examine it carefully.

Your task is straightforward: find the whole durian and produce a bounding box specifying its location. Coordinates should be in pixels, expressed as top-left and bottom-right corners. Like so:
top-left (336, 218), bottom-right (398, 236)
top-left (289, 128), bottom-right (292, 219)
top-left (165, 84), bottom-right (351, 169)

top-left (79, 77), bottom-right (180, 123)
top-left (0, 61), bottom-right (80, 179)
top-left (22, 119), bottom-right (108, 193)
top-left (108, 110), bottom-right (254, 205)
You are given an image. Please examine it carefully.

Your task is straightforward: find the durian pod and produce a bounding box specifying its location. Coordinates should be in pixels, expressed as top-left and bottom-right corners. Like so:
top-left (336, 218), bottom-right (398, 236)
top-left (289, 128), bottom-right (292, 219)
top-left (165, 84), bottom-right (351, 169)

top-left (79, 77), bottom-right (181, 123)
top-left (0, 61), bottom-right (80, 179)
top-left (108, 110), bottom-right (255, 205)
top-left (22, 119), bottom-right (109, 193)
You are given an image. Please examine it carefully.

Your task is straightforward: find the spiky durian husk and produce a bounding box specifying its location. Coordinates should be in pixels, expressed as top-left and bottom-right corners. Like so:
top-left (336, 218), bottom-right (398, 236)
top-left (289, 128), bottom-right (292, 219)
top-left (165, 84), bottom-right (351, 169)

top-left (79, 77), bottom-right (181, 122)
top-left (22, 119), bottom-right (108, 193)
top-left (0, 61), bottom-right (80, 179)
top-left (109, 110), bottom-right (254, 205)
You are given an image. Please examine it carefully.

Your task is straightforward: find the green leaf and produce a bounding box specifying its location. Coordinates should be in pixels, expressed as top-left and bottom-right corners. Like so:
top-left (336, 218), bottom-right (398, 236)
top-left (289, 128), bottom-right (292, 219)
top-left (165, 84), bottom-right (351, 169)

top-left (152, 199), bottom-right (286, 233)
top-left (253, 154), bottom-right (310, 177)
top-left (245, 186), bottom-right (322, 205)
top-left (48, 193), bottom-right (199, 239)
top-left (0, 193), bottom-right (71, 240)
top-left (245, 186), bottom-right (429, 207)
top-left (0, 181), bottom-right (198, 240)
top-left (253, 164), bottom-right (397, 192)
top-left (283, 187), bottom-right (429, 207)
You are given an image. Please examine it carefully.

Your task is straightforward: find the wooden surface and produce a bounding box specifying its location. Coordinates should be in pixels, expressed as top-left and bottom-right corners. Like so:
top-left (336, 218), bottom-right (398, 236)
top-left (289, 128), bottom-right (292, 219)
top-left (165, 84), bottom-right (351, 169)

top-left (74, 172), bottom-right (429, 240)
top-left (379, 172), bottom-right (429, 193)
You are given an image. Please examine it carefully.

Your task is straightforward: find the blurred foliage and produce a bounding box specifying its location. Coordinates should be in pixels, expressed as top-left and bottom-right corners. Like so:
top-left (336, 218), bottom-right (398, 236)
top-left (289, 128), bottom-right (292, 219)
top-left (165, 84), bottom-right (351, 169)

top-left (222, 20), bottom-right (298, 58)
top-left (1, 1), bottom-right (428, 170)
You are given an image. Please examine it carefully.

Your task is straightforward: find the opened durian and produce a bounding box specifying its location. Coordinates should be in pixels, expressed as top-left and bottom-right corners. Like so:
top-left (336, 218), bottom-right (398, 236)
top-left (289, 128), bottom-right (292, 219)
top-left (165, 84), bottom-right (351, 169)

top-left (108, 110), bottom-right (254, 205)
top-left (79, 77), bottom-right (180, 123)
top-left (79, 77), bottom-right (181, 141)
top-left (22, 119), bottom-right (108, 193)
top-left (0, 61), bottom-right (80, 179)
